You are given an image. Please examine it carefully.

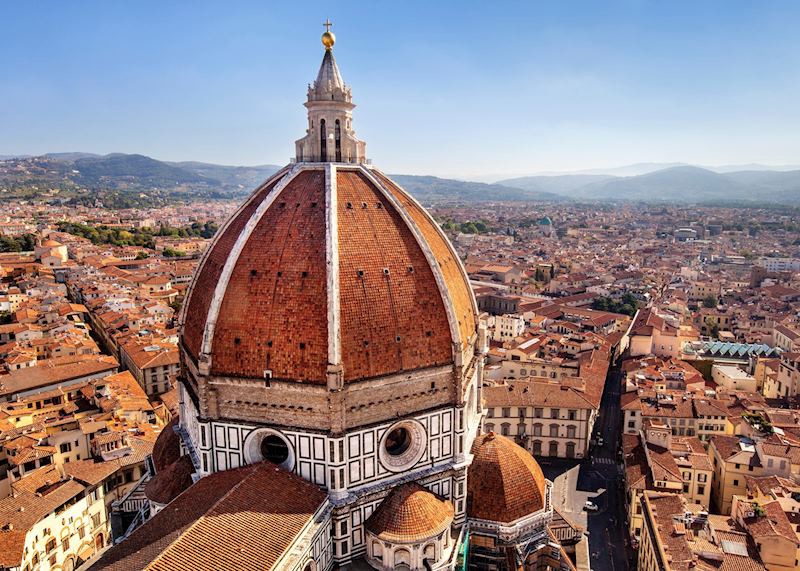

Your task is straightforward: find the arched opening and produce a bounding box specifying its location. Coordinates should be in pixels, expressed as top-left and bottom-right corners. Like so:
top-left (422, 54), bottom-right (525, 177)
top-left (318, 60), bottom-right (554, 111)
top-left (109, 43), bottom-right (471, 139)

top-left (320, 119), bottom-right (327, 160)
top-left (260, 435), bottom-right (289, 465)
top-left (424, 542), bottom-right (436, 561)
top-left (371, 540), bottom-right (383, 562)
top-left (95, 534), bottom-right (105, 550)
top-left (548, 441), bottom-right (558, 456)
top-left (566, 442), bottom-right (576, 458)
top-left (335, 119), bottom-right (342, 162)
top-left (394, 548), bottom-right (411, 568)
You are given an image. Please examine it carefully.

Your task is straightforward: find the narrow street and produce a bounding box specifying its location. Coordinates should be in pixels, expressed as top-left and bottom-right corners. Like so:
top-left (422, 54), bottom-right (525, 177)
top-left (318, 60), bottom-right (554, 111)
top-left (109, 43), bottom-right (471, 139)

top-left (540, 363), bottom-right (633, 571)
top-left (583, 364), bottom-right (633, 571)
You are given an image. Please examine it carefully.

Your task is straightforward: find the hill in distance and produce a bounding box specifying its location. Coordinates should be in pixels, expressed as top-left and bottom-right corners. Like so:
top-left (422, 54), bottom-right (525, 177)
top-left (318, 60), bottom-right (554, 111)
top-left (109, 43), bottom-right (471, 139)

top-left (387, 174), bottom-right (563, 203)
top-left (0, 153), bottom-right (560, 204)
top-left (4, 153), bottom-right (800, 205)
top-left (499, 165), bottom-right (800, 204)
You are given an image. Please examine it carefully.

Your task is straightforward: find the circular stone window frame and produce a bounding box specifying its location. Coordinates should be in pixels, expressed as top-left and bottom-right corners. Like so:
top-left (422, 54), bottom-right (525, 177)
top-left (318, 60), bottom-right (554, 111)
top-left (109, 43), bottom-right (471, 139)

top-left (378, 419), bottom-right (427, 473)
top-left (243, 427), bottom-right (295, 472)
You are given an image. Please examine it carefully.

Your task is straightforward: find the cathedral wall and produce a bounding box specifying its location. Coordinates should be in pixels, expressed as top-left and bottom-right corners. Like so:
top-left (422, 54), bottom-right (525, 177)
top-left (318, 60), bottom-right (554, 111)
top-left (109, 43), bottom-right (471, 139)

top-left (338, 365), bottom-right (456, 429)
top-left (195, 364), bottom-right (457, 432)
top-left (186, 398), bottom-right (464, 489)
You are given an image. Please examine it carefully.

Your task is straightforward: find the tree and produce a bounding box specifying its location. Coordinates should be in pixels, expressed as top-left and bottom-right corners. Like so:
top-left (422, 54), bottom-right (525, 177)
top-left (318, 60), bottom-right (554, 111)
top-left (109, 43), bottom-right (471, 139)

top-left (702, 295), bottom-right (718, 308)
top-left (162, 247), bottom-right (186, 258)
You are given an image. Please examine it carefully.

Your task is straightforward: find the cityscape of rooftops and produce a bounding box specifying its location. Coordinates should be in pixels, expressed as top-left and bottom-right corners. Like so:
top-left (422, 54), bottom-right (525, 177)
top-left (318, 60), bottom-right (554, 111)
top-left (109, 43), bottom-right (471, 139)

top-left (1, 3), bottom-right (800, 571)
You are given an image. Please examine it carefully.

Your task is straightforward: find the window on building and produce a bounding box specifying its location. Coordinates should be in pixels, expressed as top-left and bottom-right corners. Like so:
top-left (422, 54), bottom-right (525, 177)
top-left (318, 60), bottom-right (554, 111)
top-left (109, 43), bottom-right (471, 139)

top-left (698, 485), bottom-right (705, 495)
top-left (533, 423), bottom-right (542, 436)
top-left (502, 407), bottom-right (511, 418)
top-left (46, 538), bottom-right (56, 553)
top-left (551, 408), bottom-right (560, 419)
top-left (548, 441), bottom-right (558, 456)
top-left (568, 410), bottom-right (577, 420)
top-left (549, 424), bottom-right (559, 437)
top-left (534, 408), bottom-right (543, 418)
top-left (60, 442), bottom-right (72, 453)
top-left (501, 423), bottom-right (510, 436)
top-left (532, 440), bottom-right (542, 455)
top-left (567, 426), bottom-right (576, 439)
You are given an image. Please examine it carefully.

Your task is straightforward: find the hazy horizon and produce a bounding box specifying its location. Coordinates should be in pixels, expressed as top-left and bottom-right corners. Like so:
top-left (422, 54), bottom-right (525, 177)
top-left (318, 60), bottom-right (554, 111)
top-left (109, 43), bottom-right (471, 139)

top-left (3, 1), bottom-right (800, 179)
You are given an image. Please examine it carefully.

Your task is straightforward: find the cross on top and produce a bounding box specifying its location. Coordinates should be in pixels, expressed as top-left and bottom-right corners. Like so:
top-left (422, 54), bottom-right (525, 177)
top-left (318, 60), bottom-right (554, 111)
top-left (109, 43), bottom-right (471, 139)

top-left (323, 19), bottom-right (332, 33)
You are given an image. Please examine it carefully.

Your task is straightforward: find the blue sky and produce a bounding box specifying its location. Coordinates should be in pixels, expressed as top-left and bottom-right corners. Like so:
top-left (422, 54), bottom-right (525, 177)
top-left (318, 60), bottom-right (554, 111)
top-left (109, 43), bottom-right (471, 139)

top-left (2, 1), bottom-right (799, 179)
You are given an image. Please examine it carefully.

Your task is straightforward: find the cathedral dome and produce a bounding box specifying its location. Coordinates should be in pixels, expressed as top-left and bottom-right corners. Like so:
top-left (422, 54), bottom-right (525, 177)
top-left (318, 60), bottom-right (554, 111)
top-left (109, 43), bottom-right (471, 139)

top-left (181, 164), bottom-right (477, 385)
top-left (467, 432), bottom-right (548, 523)
top-left (365, 483), bottom-right (454, 543)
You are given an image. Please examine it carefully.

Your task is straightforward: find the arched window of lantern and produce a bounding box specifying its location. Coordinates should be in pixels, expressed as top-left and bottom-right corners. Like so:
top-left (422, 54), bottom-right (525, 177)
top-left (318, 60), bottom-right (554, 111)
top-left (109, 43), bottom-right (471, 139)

top-left (320, 119), bottom-right (327, 160)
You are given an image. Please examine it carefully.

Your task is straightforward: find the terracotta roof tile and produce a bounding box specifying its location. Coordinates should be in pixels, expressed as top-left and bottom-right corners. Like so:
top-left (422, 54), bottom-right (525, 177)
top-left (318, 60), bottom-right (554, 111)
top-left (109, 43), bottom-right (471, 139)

top-left (91, 462), bottom-right (326, 571)
top-left (365, 482), bottom-right (454, 543)
top-left (467, 432), bottom-right (547, 523)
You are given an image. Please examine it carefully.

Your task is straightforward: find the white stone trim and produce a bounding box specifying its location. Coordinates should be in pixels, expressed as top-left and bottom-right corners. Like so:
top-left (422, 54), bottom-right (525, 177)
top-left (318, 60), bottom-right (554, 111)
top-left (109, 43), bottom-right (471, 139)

top-left (178, 165), bottom-right (291, 331)
top-left (356, 165), bottom-right (462, 363)
top-left (200, 164), bottom-right (305, 361)
top-left (325, 163), bottom-right (342, 368)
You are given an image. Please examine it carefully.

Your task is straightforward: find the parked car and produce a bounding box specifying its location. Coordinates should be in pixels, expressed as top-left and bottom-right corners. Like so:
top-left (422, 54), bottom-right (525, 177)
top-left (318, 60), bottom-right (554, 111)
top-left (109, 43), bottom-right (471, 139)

top-left (584, 501), bottom-right (599, 512)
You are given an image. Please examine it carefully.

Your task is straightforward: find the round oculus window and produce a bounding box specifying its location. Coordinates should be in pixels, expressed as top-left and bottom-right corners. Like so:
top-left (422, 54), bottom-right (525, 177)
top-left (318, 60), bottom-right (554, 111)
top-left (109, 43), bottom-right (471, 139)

top-left (384, 427), bottom-right (411, 456)
top-left (243, 428), bottom-right (295, 470)
top-left (260, 434), bottom-right (290, 465)
top-left (378, 420), bottom-right (427, 472)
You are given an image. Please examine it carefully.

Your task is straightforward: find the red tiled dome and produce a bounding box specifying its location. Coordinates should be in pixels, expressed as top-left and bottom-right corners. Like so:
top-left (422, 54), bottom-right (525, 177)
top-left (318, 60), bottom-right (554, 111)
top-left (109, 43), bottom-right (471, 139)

top-left (365, 482), bottom-right (454, 543)
top-left (181, 165), bottom-right (477, 384)
top-left (467, 432), bottom-right (547, 523)
top-left (144, 455), bottom-right (195, 505)
top-left (151, 417), bottom-right (180, 472)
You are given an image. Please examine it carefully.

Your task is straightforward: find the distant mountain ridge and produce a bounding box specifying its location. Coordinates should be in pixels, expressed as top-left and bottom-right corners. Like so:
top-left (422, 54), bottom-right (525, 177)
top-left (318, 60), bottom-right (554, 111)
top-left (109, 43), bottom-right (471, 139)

top-left (0, 152), bottom-right (561, 204)
top-left (3, 152), bottom-right (800, 204)
top-left (499, 165), bottom-right (800, 204)
top-left (387, 174), bottom-right (563, 203)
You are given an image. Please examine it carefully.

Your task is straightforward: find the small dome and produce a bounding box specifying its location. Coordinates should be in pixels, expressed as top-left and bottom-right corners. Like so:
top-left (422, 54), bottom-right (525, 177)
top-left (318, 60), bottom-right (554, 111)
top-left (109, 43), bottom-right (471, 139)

top-left (151, 417), bottom-right (180, 472)
top-left (144, 455), bottom-right (195, 505)
top-left (365, 483), bottom-right (454, 543)
top-left (467, 432), bottom-right (547, 523)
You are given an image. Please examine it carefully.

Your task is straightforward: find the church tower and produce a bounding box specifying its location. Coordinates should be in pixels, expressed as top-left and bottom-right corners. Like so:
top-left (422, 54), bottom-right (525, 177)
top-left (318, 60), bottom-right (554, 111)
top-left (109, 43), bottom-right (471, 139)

top-left (295, 21), bottom-right (367, 163)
